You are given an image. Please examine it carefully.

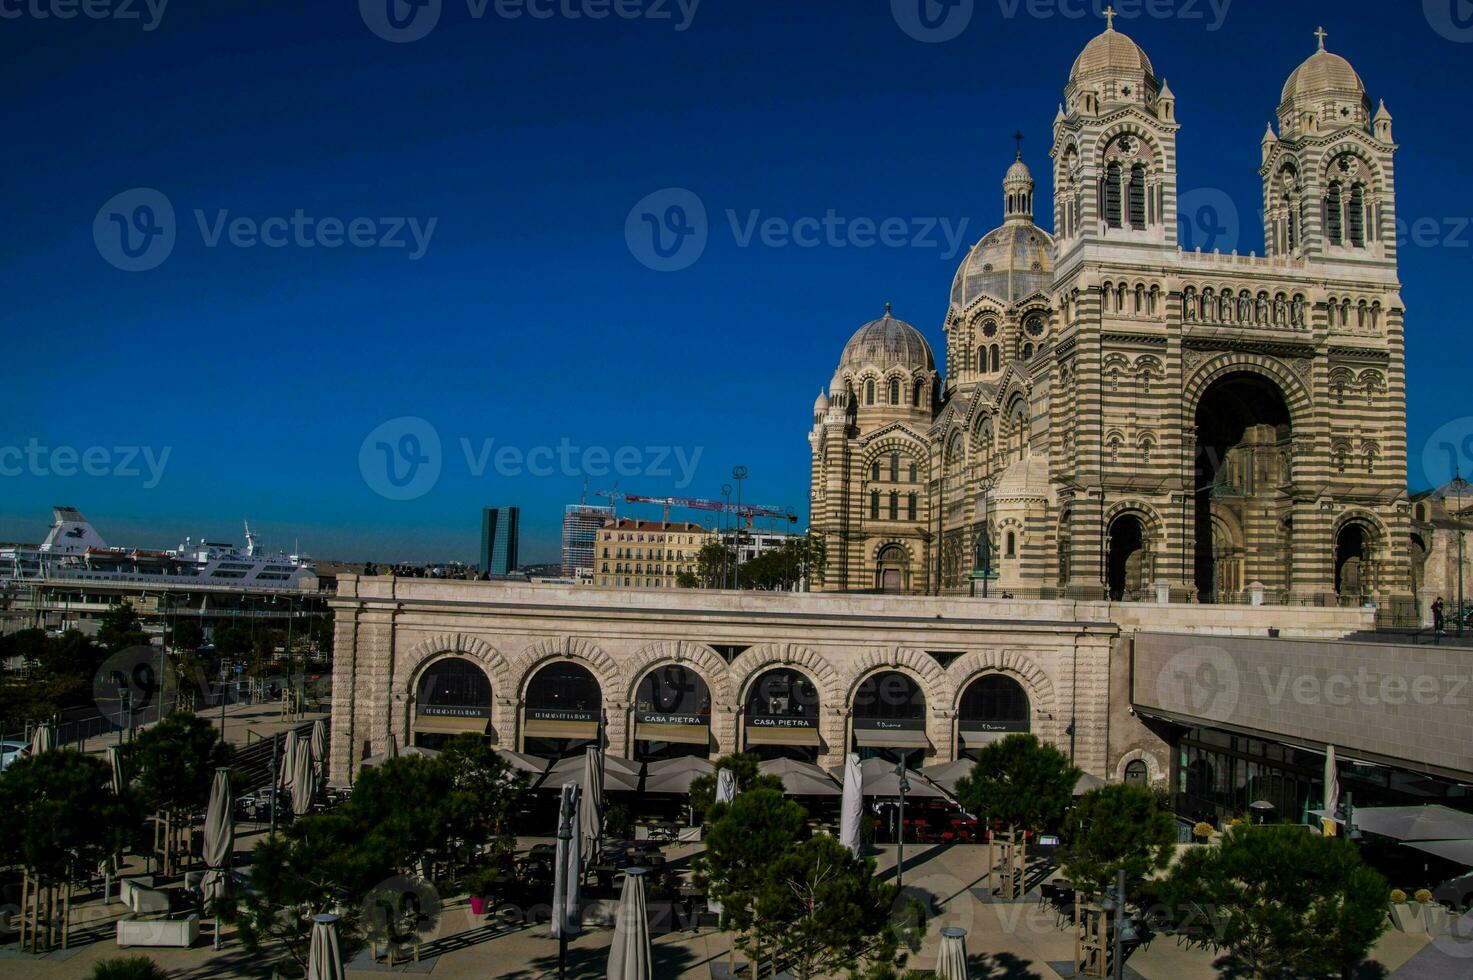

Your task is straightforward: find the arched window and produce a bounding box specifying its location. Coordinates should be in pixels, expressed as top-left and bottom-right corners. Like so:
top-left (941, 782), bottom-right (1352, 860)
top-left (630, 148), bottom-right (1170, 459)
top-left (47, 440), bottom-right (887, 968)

top-left (1005, 531), bottom-right (1016, 558)
top-left (978, 347), bottom-right (987, 372)
top-left (870, 461), bottom-right (880, 482)
top-left (1022, 342), bottom-right (1034, 360)
top-left (1326, 183), bottom-right (1344, 246)
top-left (908, 462), bottom-right (918, 483)
top-left (1104, 162), bottom-right (1123, 229)
top-left (1124, 760), bottom-right (1148, 786)
top-left (913, 379), bottom-right (924, 406)
top-left (1286, 195), bottom-right (1299, 251)
top-left (888, 491), bottom-right (899, 520)
top-left (990, 345), bottom-right (1000, 371)
top-left (889, 454), bottom-right (900, 482)
top-left (1348, 184), bottom-right (1366, 247)
top-left (906, 493), bottom-right (917, 521)
top-left (888, 377), bottom-right (900, 404)
top-left (1128, 164), bottom-right (1147, 228)
top-left (865, 379), bottom-right (875, 405)
top-left (869, 490), bottom-right (880, 519)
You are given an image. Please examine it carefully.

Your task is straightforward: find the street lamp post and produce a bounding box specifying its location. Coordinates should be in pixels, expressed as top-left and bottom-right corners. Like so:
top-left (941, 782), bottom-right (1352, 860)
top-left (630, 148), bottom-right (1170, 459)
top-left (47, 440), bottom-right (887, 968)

top-left (1457, 470), bottom-right (1466, 639)
top-left (894, 750), bottom-right (910, 888)
top-left (732, 466), bottom-right (748, 590)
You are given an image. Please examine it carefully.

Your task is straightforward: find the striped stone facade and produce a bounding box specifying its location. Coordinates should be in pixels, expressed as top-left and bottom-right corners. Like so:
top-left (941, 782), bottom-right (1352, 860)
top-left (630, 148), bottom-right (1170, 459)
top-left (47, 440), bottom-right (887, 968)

top-left (809, 25), bottom-right (1411, 609)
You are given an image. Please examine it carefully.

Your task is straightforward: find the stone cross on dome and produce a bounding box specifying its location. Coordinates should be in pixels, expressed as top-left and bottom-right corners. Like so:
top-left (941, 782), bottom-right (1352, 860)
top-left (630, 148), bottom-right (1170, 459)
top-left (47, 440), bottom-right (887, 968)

top-left (1315, 26), bottom-right (1327, 50)
top-left (1102, 5), bottom-right (1116, 30)
top-left (1013, 130), bottom-right (1025, 160)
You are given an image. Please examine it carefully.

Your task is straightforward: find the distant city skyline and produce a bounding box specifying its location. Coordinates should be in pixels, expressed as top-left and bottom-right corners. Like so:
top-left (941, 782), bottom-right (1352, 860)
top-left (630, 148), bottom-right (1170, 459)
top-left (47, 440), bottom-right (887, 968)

top-left (3, 0), bottom-right (1471, 563)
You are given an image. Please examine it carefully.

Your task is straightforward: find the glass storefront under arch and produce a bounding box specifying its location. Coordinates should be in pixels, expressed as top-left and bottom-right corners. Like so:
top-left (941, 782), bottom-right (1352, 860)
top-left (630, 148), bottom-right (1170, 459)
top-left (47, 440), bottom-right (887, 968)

top-left (851, 670), bottom-right (928, 765)
top-left (957, 674), bottom-right (1030, 760)
top-left (412, 657), bottom-right (492, 749)
top-left (522, 661), bottom-right (602, 760)
top-left (632, 664), bottom-right (712, 763)
top-left (742, 667), bottom-right (822, 763)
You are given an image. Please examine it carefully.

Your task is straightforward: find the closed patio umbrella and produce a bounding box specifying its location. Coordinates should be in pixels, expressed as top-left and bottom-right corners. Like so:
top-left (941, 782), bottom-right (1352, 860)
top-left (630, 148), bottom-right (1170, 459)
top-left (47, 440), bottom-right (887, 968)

top-left (107, 745), bottom-right (126, 795)
top-left (202, 767), bottom-right (235, 949)
top-left (838, 757), bottom-right (947, 799)
top-left (607, 867), bottom-right (652, 980)
top-left (920, 759), bottom-right (976, 796)
top-left (715, 767), bottom-right (736, 805)
top-left (493, 748), bottom-right (550, 776)
top-left (551, 782), bottom-right (582, 941)
top-left (310, 719), bottom-right (327, 786)
top-left (839, 753), bottom-right (864, 857)
top-left (581, 746), bottom-right (604, 867)
top-left (1324, 745), bottom-right (1340, 814)
top-left (936, 926), bottom-right (968, 980)
top-left (307, 913), bottom-right (346, 980)
top-left (279, 729), bottom-right (298, 790)
top-left (29, 722), bottom-right (53, 756)
top-left (291, 734), bottom-right (315, 816)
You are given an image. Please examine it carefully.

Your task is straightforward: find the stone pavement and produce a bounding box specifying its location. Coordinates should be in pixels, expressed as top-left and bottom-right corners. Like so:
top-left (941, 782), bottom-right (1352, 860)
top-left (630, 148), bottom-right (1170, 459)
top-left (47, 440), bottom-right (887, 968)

top-left (0, 841), bottom-right (1434, 979)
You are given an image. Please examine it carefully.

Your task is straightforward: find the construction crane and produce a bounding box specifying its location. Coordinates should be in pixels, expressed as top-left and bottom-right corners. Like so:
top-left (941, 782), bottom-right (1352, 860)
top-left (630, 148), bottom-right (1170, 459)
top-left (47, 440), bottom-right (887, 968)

top-left (622, 493), bottom-right (798, 527)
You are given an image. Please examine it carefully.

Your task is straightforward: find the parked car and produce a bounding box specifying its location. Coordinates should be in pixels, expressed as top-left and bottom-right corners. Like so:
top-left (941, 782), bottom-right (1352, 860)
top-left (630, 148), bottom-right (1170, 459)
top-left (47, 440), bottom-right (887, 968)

top-left (0, 740), bottom-right (27, 772)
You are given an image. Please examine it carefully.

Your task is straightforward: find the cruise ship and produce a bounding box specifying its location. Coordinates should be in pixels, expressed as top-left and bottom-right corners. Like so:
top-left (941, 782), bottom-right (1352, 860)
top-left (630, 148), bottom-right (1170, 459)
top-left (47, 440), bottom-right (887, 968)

top-left (0, 507), bottom-right (316, 590)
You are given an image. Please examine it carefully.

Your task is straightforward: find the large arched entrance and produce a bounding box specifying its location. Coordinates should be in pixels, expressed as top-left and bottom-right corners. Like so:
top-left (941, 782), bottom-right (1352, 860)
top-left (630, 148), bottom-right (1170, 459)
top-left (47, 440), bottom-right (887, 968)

top-left (1194, 372), bottom-right (1294, 602)
top-left (957, 674), bottom-right (1030, 760)
top-left (1335, 520), bottom-right (1376, 601)
top-left (522, 661), bottom-right (602, 760)
top-left (1106, 514), bottom-right (1147, 601)
top-left (851, 670), bottom-right (928, 764)
top-left (412, 657), bottom-right (493, 749)
top-left (632, 664), bottom-right (712, 763)
top-left (875, 545), bottom-right (909, 594)
top-left (743, 667), bottom-right (822, 763)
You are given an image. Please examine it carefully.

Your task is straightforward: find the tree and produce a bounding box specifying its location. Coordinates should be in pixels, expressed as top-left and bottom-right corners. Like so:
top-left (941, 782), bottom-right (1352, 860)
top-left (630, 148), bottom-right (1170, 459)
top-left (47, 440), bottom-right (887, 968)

top-left (1061, 784), bottom-right (1177, 897)
top-left (954, 733), bottom-right (1080, 899)
top-left (98, 603), bottom-right (149, 651)
top-left (436, 735), bottom-right (526, 870)
top-left (689, 752), bottom-right (785, 820)
top-left (757, 835), bottom-right (910, 980)
top-left (220, 811), bottom-right (389, 973)
top-left (168, 619), bottom-right (204, 653)
top-left (684, 540), bottom-right (737, 589)
top-left (0, 630), bottom-right (109, 725)
top-left (1159, 824), bottom-right (1389, 979)
top-left (740, 535), bottom-right (829, 592)
top-left (696, 788), bottom-right (810, 974)
top-left (129, 712), bottom-right (233, 874)
top-left (0, 750), bottom-right (140, 951)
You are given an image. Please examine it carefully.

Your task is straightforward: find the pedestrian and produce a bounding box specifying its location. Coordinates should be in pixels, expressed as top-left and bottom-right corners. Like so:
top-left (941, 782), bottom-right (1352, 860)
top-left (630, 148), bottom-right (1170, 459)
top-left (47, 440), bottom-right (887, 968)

top-left (1433, 596), bottom-right (1445, 635)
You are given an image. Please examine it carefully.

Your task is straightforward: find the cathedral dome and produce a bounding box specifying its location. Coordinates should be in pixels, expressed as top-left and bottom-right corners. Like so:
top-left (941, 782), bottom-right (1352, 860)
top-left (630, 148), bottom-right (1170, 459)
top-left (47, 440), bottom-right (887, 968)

top-left (1281, 46), bottom-right (1365, 107)
top-left (951, 223), bottom-right (1054, 310)
top-left (1069, 25), bottom-right (1155, 83)
top-left (837, 308), bottom-right (935, 373)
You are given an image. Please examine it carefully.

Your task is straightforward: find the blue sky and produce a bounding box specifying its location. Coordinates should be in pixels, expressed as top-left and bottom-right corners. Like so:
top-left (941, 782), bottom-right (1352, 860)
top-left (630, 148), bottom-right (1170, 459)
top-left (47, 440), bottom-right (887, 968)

top-left (2, 0), bottom-right (1471, 564)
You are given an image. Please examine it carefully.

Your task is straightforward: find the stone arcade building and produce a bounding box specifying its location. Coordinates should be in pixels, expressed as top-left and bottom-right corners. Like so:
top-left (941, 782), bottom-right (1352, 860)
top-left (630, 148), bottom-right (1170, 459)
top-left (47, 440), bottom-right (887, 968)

top-left (808, 23), bottom-right (1411, 609)
top-left (327, 576), bottom-right (1368, 789)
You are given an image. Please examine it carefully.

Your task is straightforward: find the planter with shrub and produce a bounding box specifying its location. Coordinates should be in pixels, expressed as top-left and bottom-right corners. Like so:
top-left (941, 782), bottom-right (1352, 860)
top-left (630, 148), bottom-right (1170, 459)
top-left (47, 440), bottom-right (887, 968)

top-left (1389, 889), bottom-right (1423, 933)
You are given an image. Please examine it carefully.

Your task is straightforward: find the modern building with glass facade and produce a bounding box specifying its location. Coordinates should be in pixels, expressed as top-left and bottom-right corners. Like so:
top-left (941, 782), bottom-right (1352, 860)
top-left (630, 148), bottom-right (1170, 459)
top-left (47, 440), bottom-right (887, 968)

top-left (480, 506), bottom-right (519, 575)
top-left (561, 504), bottom-right (613, 579)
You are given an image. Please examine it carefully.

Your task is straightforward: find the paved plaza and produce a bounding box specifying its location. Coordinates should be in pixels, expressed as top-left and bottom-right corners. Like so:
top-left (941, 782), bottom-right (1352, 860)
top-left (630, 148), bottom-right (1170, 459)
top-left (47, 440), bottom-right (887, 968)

top-left (0, 835), bottom-right (1435, 979)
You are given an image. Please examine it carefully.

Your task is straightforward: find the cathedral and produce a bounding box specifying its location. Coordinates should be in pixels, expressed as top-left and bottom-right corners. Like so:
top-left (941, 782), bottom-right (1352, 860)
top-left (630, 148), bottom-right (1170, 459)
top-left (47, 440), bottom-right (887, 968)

top-left (809, 19), bottom-right (1414, 611)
